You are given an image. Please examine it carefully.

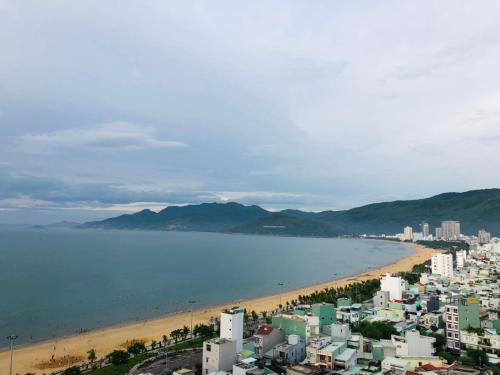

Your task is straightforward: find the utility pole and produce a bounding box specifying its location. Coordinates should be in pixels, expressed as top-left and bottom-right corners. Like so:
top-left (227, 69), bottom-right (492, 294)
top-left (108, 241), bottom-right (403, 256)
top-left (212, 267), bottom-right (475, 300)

top-left (188, 300), bottom-right (196, 339)
top-left (6, 335), bottom-right (18, 375)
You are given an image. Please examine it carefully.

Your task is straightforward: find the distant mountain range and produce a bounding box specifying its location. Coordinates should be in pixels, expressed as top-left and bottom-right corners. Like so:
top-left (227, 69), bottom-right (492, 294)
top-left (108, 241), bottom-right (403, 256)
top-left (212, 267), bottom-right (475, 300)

top-left (80, 188), bottom-right (500, 236)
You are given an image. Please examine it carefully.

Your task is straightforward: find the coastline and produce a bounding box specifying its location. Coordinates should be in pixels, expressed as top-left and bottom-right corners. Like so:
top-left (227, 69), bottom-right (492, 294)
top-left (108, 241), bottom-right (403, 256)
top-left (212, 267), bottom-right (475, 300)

top-left (0, 242), bottom-right (435, 374)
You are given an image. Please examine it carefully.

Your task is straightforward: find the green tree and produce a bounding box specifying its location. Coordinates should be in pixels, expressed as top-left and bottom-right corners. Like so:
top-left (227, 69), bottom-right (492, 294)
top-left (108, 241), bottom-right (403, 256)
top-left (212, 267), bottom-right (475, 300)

top-left (127, 342), bottom-right (147, 356)
top-left (151, 340), bottom-right (157, 349)
top-left (182, 325), bottom-right (190, 340)
top-left (62, 366), bottom-right (81, 375)
top-left (87, 348), bottom-right (97, 363)
top-left (162, 334), bottom-right (168, 347)
top-left (106, 350), bottom-right (130, 365)
top-left (465, 349), bottom-right (488, 367)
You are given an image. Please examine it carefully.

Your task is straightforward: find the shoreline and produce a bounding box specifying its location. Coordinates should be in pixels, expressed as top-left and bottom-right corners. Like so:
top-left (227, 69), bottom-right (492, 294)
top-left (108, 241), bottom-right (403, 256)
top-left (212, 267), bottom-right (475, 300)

top-left (0, 242), bottom-right (435, 374)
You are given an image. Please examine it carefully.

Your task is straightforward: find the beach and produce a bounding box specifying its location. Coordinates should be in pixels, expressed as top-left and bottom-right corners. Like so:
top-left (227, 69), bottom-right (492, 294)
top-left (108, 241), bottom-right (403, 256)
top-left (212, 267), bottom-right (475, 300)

top-left (0, 242), bottom-right (435, 374)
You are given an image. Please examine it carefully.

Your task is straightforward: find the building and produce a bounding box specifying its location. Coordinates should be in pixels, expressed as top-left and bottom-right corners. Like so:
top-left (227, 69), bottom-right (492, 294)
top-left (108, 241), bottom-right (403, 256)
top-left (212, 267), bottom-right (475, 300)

top-left (456, 250), bottom-right (467, 269)
top-left (441, 221), bottom-right (461, 241)
top-left (253, 325), bottom-right (285, 358)
top-left (445, 297), bottom-right (481, 350)
top-left (271, 314), bottom-right (319, 343)
top-left (330, 323), bottom-right (351, 341)
top-left (435, 227), bottom-right (442, 239)
top-left (391, 330), bottom-right (436, 357)
top-left (380, 273), bottom-right (406, 300)
top-left (232, 358), bottom-right (258, 375)
top-left (274, 334), bottom-right (306, 366)
top-left (311, 303), bottom-right (336, 328)
top-left (478, 229), bottom-right (491, 245)
top-left (221, 307), bottom-right (244, 353)
top-left (431, 253), bottom-right (454, 278)
top-left (381, 357), bottom-right (412, 375)
top-left (203, 338), bottom-right (237, 375)
top-left (460, 329), bottom-right (500, 355)
top-left (422, 223), bottom-right (430, 238)
top-left (403, 226), bottom-right (413, 241)
top-left (374, 290), bottom-right (390, 308)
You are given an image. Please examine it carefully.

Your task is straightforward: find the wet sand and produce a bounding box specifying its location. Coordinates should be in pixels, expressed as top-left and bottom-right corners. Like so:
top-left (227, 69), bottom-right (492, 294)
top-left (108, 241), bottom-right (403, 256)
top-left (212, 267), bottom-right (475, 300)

top-left (0, 242), bottom-right (435, 374)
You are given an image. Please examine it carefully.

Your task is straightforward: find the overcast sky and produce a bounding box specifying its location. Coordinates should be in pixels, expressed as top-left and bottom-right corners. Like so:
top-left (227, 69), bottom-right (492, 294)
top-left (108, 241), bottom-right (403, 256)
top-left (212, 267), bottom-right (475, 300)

top-left (1, 1), bottom-right (500, 224)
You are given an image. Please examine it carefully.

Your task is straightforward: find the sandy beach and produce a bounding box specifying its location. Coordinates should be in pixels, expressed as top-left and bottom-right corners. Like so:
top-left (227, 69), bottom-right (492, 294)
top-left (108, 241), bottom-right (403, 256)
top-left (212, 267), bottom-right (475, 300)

top-left (0, 242), bottom-right (435, 374)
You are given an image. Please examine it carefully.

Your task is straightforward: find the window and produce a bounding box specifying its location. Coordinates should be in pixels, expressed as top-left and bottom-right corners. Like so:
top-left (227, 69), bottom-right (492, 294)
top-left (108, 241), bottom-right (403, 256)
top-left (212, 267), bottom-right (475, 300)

top-left (206, 344), bottom-right (211, 352)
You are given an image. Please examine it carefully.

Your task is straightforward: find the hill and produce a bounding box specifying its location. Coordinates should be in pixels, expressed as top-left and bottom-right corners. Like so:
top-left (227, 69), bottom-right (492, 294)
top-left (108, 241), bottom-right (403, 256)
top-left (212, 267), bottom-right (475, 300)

top-left (80, 188), bottom-right (500, 236)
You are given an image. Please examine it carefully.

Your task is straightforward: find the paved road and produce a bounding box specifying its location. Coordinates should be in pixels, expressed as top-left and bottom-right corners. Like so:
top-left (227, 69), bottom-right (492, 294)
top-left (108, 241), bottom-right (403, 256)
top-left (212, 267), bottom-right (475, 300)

top-left (134, 348), bottom-right (202, 375)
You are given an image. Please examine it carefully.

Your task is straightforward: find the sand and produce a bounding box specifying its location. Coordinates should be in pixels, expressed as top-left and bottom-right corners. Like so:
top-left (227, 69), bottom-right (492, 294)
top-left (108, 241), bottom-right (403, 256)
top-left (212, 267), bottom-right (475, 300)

top-left (0, 242), bottom-right (436, 374)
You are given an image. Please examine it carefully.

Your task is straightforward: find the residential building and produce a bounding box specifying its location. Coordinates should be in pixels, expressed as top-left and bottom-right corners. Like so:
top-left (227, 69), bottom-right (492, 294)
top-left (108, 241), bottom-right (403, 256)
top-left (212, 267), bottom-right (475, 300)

top-left (456, 250), bottom-right (467, 269)
top-left (374, 290), bottom-right (390, 308)
top-left (432, 253), bottom-right (454, 278)
top-left (221, 307), bottom-right (244, 353)
top-left (311, 303), bottom-right (336, 328)
top-left (445, 297), bottom-right (481, 350)
top-left (422, 223), bottom-right (430, 238)
top-left (478, 229), bottom-right (491, 245)
top-left (271, 314), bottom-right (319, 343)
top-left (441, 221), bottom-right (461, 241)
top-left (203, 338), bottom-right (237, 375)
top-left (380, 273), bottom-right (406, 300)
top-left (403, 226), bottom-right (413, 241)
top-left (274, 334), bottom-right (306, 365)
top-left (253, 325), bottom-right (285, 358)
top-left (391, 330), bottom-right (436, 357)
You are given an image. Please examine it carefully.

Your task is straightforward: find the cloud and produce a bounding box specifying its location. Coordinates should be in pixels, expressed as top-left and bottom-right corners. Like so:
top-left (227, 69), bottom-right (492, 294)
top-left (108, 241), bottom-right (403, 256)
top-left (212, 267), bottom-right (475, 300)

top-left (18, 122), bottom-right (187, 153)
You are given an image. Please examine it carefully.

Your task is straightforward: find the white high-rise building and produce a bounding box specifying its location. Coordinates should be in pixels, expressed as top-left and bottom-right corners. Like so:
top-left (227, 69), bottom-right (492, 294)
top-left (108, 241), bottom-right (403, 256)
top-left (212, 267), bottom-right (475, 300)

top-left (478, 229), bottom-right (491, 245)
top-left (403, 226), bottom-right (413, 241)
top-left (220, 307), bottom-right (244, 353)
top-left (380, 273), bottom-right (406, 300)
top-left (435, 227), bottom-right (442, 239)
top-left (441, 221), bottom-right (461, 241)
top-left (422, 223), bottom-right (430, 238)
top-left (456, 250), bottom-right (467, 268)
top-left (431, 253), bottom-right (453, 278)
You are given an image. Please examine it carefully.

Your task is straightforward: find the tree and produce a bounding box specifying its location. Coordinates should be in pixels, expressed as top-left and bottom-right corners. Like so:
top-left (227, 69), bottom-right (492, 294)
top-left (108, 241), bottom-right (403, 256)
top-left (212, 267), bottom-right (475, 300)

top-left (465, 349), bottom-right (488, 367)
top-left (171, 329), bottom-right (182, 342)
top-left (193, 323), bottom-right (214, 338)
top-left (251, 310), bottom-right (258, 321)
top-left (438, 351), bottom-right (457, 364)
top-left (62, 366), bottom-right (81, 375)
top-left (106, 350), bottom-right (130, 365)
top-left (162, 334), bottom-right (168, 347)
top-left (127, 342), bottom-right (147, 356)
top-left (356, 321), bottom-right (397, 340)
top-left (87, 348), bottom-right (97, 364)
top-left (182, 325), bottom-right (190, 340)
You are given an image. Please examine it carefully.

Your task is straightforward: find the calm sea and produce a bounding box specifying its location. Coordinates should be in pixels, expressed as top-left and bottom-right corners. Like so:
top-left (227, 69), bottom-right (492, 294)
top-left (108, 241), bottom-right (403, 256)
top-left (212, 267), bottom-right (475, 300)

top-left (0, 228), bottom-right (412, 346)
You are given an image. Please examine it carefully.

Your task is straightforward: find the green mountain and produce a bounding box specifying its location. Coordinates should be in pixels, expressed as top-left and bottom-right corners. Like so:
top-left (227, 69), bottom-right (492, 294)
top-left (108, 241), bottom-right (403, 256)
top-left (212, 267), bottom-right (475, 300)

top-left (81, 202), bottom-right (269, 231)
top-left (81, 188), bottom-right (500, 236)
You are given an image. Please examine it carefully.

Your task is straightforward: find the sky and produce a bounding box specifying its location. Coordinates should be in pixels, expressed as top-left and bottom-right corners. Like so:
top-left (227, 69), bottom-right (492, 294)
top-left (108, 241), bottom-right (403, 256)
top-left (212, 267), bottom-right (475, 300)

top-left (1, 1), bottom-right (500, 224)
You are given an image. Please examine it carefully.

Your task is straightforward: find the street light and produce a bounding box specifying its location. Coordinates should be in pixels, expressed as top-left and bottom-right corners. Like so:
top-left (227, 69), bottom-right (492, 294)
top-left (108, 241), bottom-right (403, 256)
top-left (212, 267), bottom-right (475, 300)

top-left (188, 300), bottom-right (197, 339)
top-left (6, 335), bottom-right (18, 375)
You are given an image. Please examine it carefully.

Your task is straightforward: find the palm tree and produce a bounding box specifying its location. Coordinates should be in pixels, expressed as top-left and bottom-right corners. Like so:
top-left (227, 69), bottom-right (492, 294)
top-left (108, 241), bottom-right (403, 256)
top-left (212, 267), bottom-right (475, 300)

top-left (87, 348), bottom-right (97, 371)
top-left (182, 325), bottom-right (190, 340)
top-left (151, 340), bottom-right (157, 350)
top-left (163, 334), bottom-right (168, 347)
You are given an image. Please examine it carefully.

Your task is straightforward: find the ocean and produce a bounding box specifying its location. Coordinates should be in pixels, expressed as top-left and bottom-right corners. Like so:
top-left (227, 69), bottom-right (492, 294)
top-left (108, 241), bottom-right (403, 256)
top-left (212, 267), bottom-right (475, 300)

top-left (0, 227), bottom-right (412, 346)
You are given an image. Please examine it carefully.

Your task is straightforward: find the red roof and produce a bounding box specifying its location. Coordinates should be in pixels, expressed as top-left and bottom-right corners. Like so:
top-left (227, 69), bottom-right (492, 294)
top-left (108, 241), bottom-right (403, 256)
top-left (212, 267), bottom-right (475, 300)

top-left (421, 364), bottom-right (440, 371)
top-left (256, 325), bottom-right (274, 336)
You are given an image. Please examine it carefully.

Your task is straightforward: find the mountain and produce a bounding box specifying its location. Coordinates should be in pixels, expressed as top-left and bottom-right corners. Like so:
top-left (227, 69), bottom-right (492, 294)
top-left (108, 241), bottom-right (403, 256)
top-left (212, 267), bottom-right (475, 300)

top-left (81, 202), bottom-right (269, 231)
top-left (80, 188), bottom-right (500, 236)
top-left (313, 188), bottom-right (500, 235)
top-left (227, 212), bottom-right (344, 237)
